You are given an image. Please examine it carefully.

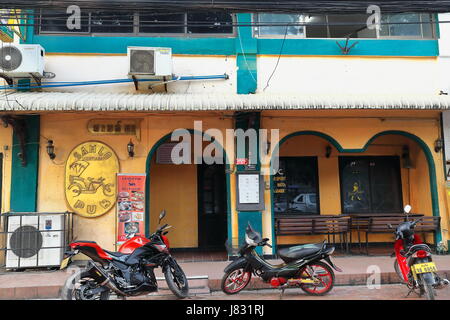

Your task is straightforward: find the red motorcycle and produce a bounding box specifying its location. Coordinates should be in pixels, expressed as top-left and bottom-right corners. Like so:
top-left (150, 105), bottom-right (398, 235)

top-left (60, 210), bottom-right (189, 300)
top-left (390, 205), bottom-right (448, 300)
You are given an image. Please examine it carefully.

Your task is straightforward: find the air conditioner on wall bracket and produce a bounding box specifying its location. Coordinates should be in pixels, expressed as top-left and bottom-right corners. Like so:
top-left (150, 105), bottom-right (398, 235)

top-left (6, 214), bottom-right (65, 269)
top-left (0, 44), bottom-right (45, 78)
top-left (127, 46), bottom-right (172, 77)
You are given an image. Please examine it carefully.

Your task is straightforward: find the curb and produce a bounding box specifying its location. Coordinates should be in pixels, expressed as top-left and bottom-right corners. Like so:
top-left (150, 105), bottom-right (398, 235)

top-left (1, 270), bottom-right (449, 299)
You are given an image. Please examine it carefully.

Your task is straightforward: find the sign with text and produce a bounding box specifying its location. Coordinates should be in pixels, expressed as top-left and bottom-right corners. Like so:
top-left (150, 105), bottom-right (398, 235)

top-left (236, 171), bottom-right (265, 211)
top-left (117, 173), bottom-right (146, 245)
top-left (65, 141), bottom-right (119, 218)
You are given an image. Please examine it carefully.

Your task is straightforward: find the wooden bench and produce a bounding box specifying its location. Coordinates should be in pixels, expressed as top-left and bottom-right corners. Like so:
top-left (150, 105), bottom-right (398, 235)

top-left (414, 216), bottom-right (441, 243)
top-left (364, 216), bottom-right (406, 254)
top-left (275, 215), bottom-right (351, 252)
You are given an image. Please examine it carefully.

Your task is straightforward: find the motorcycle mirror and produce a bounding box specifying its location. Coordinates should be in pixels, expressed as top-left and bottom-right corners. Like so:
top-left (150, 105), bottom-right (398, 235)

top-left (159, 210), bottom-right (166, 223)
top-left (403, 205), bottom-right (412, 214)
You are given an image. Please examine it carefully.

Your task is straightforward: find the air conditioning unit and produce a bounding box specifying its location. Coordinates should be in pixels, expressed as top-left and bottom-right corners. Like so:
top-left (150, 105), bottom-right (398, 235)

top-left (128, 46), bottom-right (172, 77)
top-left (0, 44), bottom-right (45, 78)
top-left (6, 214), bottom-right (65, 269)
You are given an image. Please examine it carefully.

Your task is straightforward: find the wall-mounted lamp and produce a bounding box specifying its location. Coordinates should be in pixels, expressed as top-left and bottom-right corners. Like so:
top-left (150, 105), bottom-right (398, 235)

top-left (434, 138), bottom-right (444, 153)
top-left (325, 145), bottom-right (332, 158)
top-left (402, 145), bottom-right (413, 169)
top-left (46, 140), bottom-right (56, 160)
top-left (127, 140), bottom-right (135, 158)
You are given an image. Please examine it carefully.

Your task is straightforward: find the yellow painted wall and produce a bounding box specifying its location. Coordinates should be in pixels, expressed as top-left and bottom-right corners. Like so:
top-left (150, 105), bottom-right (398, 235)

top-left (0, 125), bottom-right (12, 265)
top-left (37, 112), bottom-right (234, 251)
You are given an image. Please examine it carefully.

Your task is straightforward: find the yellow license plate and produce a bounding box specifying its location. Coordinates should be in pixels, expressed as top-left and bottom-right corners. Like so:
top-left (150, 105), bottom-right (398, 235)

top-left (412, 262), bottom-right (437, 274)
top-left (60, 257), bottom-right (70, 270)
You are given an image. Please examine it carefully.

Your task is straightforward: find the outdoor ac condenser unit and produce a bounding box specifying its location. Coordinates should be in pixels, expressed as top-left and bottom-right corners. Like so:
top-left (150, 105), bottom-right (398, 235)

top-left (127, 46), bottom-right (172, 77)
top-left (6, 214), bottom-right (65, 269)
top-left (0, 44), bottom-right (45, 78)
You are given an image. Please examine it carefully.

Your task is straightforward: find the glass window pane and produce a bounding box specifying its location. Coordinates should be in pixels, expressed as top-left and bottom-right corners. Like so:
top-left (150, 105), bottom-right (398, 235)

top-left (421, 13), bottom-right (433, 38)
top-left (40, 9), bottom-right (89, 33)
top-left (187, 12), bottom-right (233, 34)
top-left (304, 14), bottom-right (328, 38)
top-left (91, 11), bottom-right (134, 33)
top-left (274, 157), bottom-right (319, 215)
top-left (386, 13), bottom-right (422, 37)
top-left (328, 14), bottom-right (376, 38)
top-left (258, 13), bottom-right (304, 36)
top-left (139, 13), bottom-right (184, 33)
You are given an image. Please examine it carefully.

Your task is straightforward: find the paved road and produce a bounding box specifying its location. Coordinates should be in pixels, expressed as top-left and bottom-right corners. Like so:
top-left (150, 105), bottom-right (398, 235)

top-left (134, 284), bottom-right (450, 300)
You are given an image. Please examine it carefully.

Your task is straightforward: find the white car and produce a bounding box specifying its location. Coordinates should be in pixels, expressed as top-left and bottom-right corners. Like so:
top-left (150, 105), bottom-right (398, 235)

top-left (289, 193), bottom-right (317, 212)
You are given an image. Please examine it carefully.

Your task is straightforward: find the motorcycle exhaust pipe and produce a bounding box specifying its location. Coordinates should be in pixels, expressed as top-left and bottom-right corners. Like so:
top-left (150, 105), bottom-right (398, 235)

top-left (89, 262), bottom-right (127, 297)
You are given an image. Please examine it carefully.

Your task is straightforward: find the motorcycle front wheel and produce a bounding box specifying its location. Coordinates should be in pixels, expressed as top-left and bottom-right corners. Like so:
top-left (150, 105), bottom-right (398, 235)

top-left (164, 260), bottom-right (189, 299)
top-left (221, 268), bottom-right (252, 294)
top-left (61, 269), bottom-right (110, 300)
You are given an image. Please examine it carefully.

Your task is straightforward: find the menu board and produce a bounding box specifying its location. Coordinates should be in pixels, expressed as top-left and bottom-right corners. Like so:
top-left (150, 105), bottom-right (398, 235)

top-left (117, 174), bottom-right (146, 245)
top-left (238, 174), bottom-right (260, 204)
top-left (236, 172), bottom-right (265, 211)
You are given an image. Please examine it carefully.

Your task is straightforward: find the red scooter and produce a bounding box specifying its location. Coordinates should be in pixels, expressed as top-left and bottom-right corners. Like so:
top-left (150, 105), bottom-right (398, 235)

top-left (60, 210), bottom-right (189, 300)
top-left (390, 205), bottom-right (448, 300)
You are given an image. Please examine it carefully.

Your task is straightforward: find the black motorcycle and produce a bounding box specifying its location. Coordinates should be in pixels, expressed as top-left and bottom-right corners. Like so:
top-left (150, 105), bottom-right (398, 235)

top-left (222, 223), bottom-right (341, 296)
top-left (60, 210), bottom-right (189, 300)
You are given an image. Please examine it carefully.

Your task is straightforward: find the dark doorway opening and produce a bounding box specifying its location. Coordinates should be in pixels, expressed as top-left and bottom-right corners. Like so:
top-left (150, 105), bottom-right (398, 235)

top-left (0, 153), bottom-right (3, 213)
top-left (197, 163), bottom-right (227, 250)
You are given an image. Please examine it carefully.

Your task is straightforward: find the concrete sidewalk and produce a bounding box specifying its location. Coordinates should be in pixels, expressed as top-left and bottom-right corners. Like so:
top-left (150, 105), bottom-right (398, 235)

top-left (0, 255), bottom-right (449, 299)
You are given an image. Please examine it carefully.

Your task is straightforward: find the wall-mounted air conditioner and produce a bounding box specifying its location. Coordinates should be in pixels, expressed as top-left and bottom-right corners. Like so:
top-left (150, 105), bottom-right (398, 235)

top-left (128, 46), bottom-right (172, 77)
top-left (0, 44), bottom-right (45, 78)
top-left (6, 213), bottom-right (66, 269)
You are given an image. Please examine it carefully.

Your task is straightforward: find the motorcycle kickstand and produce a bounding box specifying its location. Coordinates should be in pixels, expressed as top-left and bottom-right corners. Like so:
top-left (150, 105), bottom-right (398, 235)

top-left (279, 285), bottom-right (287, 299)
top-left (405, 286), bottom-right (420, 298)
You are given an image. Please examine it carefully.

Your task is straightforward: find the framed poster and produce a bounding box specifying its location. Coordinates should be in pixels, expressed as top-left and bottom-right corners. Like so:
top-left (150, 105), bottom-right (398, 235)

top-left (117, 173), bottom-right (146, 245)
top-left (236, 171), bottom-right (265, 211)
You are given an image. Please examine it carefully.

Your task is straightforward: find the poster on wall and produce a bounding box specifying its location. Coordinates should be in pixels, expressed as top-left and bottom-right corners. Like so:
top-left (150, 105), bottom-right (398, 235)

top-left (117, 173), bottom-right (146, 245)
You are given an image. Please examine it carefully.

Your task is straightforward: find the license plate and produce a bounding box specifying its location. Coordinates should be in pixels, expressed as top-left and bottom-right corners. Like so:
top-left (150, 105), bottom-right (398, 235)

top-left (412, 262), bottom-right (437, 274)
top-left (60, 257), bottom-right (70, 270)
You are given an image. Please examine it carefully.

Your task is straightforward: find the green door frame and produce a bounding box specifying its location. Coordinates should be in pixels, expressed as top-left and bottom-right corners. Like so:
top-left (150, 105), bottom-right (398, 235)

top-left (269, 130), bottom-right (443, 253)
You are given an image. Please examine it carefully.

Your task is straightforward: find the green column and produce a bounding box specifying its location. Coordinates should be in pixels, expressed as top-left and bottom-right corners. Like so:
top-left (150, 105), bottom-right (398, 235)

top-left (10, 115), bottom-right (40, 212)
top-left (236, 13), bottom-right (257, 94)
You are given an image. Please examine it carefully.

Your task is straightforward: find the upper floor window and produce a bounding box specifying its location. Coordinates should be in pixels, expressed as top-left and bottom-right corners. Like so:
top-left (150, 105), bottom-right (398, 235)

top-left (254, 12), bottom-right (435, 39)
top-left (38, 10), bottom-right (234, 36)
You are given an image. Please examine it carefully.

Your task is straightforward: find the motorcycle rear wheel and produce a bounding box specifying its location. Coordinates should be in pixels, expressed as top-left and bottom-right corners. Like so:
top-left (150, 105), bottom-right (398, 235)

top-left (164, 260), bottom-right (189, 299)
top-left (61, 270), bottom-right (110, 300)
top-left (419, 273), bottom-right (436, 300)
top-left (299, 261), bottom-right (335, 296)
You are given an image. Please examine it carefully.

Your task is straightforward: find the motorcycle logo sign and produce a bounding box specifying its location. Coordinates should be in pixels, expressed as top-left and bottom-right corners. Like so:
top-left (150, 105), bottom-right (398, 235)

top-left (65, 141), bottom-right (119, 218)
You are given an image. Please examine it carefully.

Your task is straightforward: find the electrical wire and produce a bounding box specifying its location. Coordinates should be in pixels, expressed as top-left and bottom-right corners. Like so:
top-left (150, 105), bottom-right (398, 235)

top-left (263, 23), bottom-right (288, 92)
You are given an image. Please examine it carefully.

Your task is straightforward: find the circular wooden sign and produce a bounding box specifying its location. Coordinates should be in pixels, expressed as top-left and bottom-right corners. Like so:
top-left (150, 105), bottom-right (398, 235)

top-left (65, 141), bottom-right (119, 218)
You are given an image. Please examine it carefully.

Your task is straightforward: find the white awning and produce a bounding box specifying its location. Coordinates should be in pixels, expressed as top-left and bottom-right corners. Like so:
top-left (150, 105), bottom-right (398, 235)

top-left (2, 91), bottom-right (450, 112)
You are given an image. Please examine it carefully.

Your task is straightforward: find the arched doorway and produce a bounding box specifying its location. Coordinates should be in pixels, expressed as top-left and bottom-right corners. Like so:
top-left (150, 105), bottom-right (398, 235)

top-left (269, 130), bottom-right (441, 252)
top-left (145, 130), bottom-right (231, 255)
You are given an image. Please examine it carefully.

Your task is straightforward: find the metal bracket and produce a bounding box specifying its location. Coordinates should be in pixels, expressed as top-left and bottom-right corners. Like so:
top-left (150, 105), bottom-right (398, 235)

top-left (0, 73), bottom-right (14, 86)
top-left (131, 75), bottom-right (139, 91)
top-left (1, 115), bottom-right (27, 166)
top-left (336, 38), bottom-right (359, 55)
top-left (29, 73), bottom-right (42, 87)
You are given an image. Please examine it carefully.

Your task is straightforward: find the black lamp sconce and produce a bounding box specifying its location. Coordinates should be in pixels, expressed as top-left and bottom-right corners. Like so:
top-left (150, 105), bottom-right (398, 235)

top-left (46, 140), bottom-right (56, 160)
top-left (401, 145), bottom-right (413, 169)
top-left (434, 139), bottom-right (444, 153)
top-left (325, 145), bottom-right (332, 158)
top-left (127, 140), bottom-right (135, 157)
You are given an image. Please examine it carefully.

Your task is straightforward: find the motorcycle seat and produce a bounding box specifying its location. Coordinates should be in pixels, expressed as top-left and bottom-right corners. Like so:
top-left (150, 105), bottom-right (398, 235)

top-left (104, 250), bottom-right (129, 262)
top-left (278, 243), bottom-right (323, 263)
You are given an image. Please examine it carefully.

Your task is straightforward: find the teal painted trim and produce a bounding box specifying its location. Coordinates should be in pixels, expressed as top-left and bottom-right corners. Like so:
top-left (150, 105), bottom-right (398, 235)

top-left (270, 130), bottom-right (442, 245)
top-left (258, 39), bottom-right (439, 57)
top-left (238, 211), bottom-right (263, 255)
top-left (144, 129), bottom-right (232, 244)
top-left (29, 35), bottom-right (236, 55)
top-left (10, 115), bottom-right (40, 212)
top-left (236, 13), bottom-right (257, 94)
top-left (0, 26), bottom-right (14, 41)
